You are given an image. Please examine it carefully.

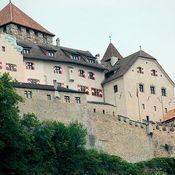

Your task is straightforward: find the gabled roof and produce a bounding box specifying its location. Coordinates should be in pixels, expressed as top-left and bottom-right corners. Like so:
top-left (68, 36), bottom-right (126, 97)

top-left (101, 43), bottom-right (123, 70)
top-left (17, 40), bottom-right (106, 71)
top-left (102, 50), bottom-right (156, 84)
top-left (0, 3), bottom-right (54, 36)
top-left (102, 43), bottom-right (123, 62)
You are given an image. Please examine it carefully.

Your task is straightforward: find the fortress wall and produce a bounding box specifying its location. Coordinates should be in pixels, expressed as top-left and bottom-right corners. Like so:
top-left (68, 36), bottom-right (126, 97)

top-left (16, 87), bottom-right (175, 163)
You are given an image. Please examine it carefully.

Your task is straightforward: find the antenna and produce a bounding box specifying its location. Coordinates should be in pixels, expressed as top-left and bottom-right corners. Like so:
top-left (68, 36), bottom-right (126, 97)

top-left (109, 36), bottom-right (112, 43)
top-left (139, 45), bottom-right (142, 56)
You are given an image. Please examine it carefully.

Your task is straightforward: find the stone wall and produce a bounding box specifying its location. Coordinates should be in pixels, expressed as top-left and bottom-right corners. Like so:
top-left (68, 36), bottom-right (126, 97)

top-left (0, 24), bottom-right (53, 44)
top-left (16, 87), bottom-right (175, 163)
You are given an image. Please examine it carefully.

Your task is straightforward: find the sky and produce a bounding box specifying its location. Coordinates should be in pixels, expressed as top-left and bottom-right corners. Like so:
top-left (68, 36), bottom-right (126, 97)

top-left (1, 0), bottom-right (175, 81)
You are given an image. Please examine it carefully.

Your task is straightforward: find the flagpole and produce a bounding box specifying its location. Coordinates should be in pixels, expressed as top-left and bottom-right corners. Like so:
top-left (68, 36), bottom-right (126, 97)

top-left (136, 85), bottom-right (141, 122)
top-left (161, 95), bottom-right (164, 121)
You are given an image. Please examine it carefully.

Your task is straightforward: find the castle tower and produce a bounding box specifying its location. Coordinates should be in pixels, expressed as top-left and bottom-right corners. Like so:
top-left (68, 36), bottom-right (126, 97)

top-left (0, 2), bottom-right (55, 44)
top-left (101, 43), bottom-right (123, 69)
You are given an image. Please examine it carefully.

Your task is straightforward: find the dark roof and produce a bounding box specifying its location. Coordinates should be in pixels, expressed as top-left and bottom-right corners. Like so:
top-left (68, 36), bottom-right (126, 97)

top-left (102, 50), bottom-right (156, 85)
top-left (13, 82), bottom-right (84, 93)
top-left (0, 3), bottom-right (54, 36)
top-left (101, 43), bottom-right (123, 69)
top-left (17, 40), bottom-right (106, 71)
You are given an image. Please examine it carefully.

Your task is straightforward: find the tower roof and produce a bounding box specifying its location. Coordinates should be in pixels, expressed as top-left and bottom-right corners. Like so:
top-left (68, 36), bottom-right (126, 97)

top-left (0, 2), bottom-right (55, 36)
top-left (101, 43), bottom-right (123, 63)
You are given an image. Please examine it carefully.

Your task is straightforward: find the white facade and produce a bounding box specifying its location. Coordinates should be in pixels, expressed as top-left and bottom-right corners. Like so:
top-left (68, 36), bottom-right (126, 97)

top-left (104, 57), bottom-right (175, 122)
top-left (0, 34), bottom-right (105, 102)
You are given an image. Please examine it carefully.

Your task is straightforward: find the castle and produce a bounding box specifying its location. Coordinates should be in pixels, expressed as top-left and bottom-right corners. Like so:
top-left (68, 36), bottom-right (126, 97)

top-left (0, 2), bottom-right (175, 162)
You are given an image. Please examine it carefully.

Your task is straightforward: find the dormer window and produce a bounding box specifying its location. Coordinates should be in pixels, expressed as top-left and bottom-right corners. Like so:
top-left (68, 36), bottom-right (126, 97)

top-left (54, 66), bottom-right (62, 74)
top-left (137, 67), bottom-right (144, 74)
top-left (151, 69), bottom-right (158, 76)
top-left (79, 70), bottom-right (85, 78)
top-left (23, 48), bottom-right (30, 54)
top-left (88, 72), bottom-right (95, 80)
top-left (71, 55), bottom-right (80, 61)
top-left (88, 59), bottom-right (95, 64)
top-left (47, 51), bottom-right (55, 57)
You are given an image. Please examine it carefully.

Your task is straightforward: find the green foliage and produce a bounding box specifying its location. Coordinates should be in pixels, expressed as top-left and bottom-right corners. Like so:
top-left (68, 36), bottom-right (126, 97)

top-left (0, 73), bottom-right (175, 175)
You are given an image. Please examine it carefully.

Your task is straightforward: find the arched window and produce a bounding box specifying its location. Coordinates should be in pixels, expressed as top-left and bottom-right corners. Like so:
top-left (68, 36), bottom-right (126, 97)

top-left (137, 67), bottom-right (144, 74)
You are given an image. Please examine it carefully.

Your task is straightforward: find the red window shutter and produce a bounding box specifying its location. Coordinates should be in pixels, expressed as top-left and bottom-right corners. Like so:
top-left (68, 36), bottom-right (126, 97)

top-left (53, 66), bottom-right (56, 73)
top-left (26, 63), bottom-right (28, 69)
top-left (93, 73), bottom-right (95, 80)
top-left (85, 87), bottom-right (89, 95)
top-left (59, 67), bottom-right (62, 74)
top-left (99, 90), bottom-right (103, 97)
top-left (91, 88), bottom-right (95, 96)
top-left (83, 72), bottom-right (86, 78)
top-left (33, 63), bottom-right (35, 70)
top-left (0, 62), bottom-right (2, 69)
top-left (77, 85), bottom-right (81, 91)
top-left (6, 63), bottom-right (10, 70)
top-left (14, 64), bottom-right (17, 72)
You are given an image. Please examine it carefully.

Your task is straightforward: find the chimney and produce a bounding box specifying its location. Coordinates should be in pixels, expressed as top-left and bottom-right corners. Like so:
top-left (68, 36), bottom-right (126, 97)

top-left (53, 81), bottom-right (58, 90)
top-left (56, 38), bottom-right (60, 47)
top-left (95, 54), bottom-right (101, 63)
top-left (110, 56), bottom-right (118, 66)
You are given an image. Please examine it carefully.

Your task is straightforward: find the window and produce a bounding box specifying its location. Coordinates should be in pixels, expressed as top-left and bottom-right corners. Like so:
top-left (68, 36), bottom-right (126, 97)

top-left (17, 25), bottom-right (22, 36)
top-left (26, 62), bottom-right (34, 70)
top-left (71, 55), bottom-right (80, 60)
top-left (114, 85), bottom-right (118, 93)
top-left (24, 90), bottom-right (32, 99)
top-left (27, 78), bottom-right (40, 84)
top-left (47, 51), bottom-right (55, 57)
top-left (91, 88), bottom-right (103, 97)
top-left (54, 66), bottom-right (62, 74)
top-left (3, 26), bottom-right (6, 33)
top-left (88, 72), bottom-right (95, 80)
top-left (47, 94), bottom-right (51, 100)
top-left (6, 63), bottom-right (17, 71)
top-left (137, 67), bottom-right (144, 74)
top-left (64, 96), bottom-right (70, 103)
top-left (88, 59), bottom-right (95, 64)
top-left (2, 46), bottom-right (5, 52)
top-left (0, 62), bottom-right (2, 70)
top-left (34, 31), bottom-right (39, 36)
top-left (23, 48), bottom-right (30, 54)
top-left (77, 85), bottom-right (89, 95)
top-left (154, 106), bottom-right (157, 111)
top-left (142, 104), bottom-right (145, 109)
top-left (150, 86), bottom-right (156, 94)
top-left (139, 84), bottom-right (144, 92)
top-left (75, 97), bottom-right (81, 104)
top-left (94, 108), bottom-right (96, 113)
top-left (151, 69), bottom-right (158, 76)
top-left (79, 70), bottom-right (85, 78)
top-left (103, 110), bottom-right (105, 114)
top-left (165, 108), bottom-right (168, 113)
top-left (161, 88), bottom-right (166, 96)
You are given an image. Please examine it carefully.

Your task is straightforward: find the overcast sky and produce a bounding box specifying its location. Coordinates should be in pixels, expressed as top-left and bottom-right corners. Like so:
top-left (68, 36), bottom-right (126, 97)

top-left (1, 0), bottom-right (175, 81)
